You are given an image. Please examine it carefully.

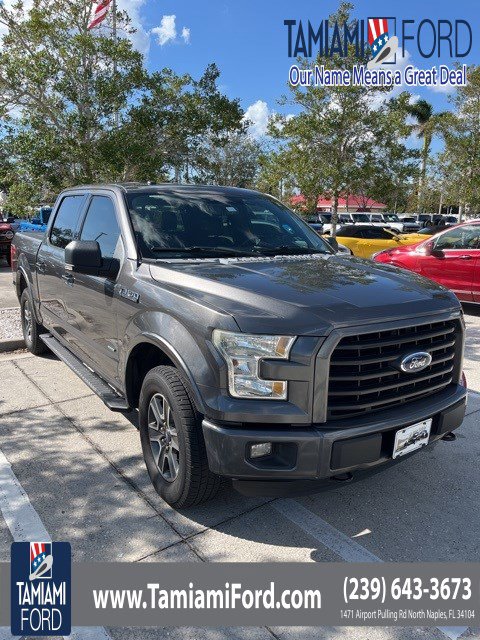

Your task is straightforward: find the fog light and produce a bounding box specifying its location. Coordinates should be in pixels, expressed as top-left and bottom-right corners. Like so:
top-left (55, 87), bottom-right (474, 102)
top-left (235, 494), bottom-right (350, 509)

top-left (250, 442), bottom-right (272, 459)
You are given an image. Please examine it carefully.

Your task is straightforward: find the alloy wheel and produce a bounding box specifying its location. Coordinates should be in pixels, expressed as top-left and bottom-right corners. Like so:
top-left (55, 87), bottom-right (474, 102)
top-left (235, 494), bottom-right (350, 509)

top-left (147, 393), bottom-right (180, 482)
top-left (23, 300), bottom-right (32, 341)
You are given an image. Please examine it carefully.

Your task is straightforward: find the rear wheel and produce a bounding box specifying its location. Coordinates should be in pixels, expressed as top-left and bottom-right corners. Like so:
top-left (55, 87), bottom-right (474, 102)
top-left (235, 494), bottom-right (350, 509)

top-left (139, 365), bottom-right (221, 508)
top-left (20, 289), bottom-right (48, 355)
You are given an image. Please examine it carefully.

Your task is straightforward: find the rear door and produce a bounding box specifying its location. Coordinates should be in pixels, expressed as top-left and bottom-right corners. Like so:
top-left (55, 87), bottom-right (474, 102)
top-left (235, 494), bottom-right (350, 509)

top-left (416, 224), bottom-right (480, 302)
top-left (36, 193), bottom-right (87, 339)
top-left (64, 193), bottom-right (123, 382)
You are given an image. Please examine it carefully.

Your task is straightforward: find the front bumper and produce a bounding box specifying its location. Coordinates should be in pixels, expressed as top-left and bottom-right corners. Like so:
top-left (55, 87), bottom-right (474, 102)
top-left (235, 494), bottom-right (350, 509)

top-left (202, 384), bottom-right (467, 488)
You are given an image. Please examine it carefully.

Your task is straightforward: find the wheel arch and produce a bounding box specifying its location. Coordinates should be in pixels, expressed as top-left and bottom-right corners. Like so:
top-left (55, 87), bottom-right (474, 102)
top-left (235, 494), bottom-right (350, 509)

top-left (124, 334), bottom-right (206, 414)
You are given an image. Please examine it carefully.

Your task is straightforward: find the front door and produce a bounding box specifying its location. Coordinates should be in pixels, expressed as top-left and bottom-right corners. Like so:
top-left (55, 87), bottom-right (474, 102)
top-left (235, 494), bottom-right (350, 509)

top-left (417, 225), bottom-right (480, 302)
top-left (65, 194), bottom-right (123, 383)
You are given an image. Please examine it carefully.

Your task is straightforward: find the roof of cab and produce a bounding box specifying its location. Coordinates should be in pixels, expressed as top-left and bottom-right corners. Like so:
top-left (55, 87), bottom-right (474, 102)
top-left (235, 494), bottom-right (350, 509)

top-left (64, 183), bottom-right (263, 197)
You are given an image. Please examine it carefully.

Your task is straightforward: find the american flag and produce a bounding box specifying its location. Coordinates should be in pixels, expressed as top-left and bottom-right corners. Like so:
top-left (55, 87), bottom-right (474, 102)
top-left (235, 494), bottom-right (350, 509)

top-left (87, 0), bottom-right (113, 30)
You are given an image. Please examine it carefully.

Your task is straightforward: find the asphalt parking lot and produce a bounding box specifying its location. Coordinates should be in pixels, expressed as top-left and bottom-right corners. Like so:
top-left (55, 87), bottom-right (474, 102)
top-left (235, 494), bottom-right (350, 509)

top-left (0, 277), bottom-right (479, 639)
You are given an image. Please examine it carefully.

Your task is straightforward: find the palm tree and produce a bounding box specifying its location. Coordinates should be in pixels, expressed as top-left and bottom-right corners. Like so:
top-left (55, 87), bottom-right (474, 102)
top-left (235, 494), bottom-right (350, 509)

top-left (408, 99), bottom-right (448, 213)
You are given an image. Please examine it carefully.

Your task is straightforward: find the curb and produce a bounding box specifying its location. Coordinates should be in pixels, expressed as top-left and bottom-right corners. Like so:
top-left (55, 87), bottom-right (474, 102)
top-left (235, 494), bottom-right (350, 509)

top-left (0, 337), bottom-right (25, 353)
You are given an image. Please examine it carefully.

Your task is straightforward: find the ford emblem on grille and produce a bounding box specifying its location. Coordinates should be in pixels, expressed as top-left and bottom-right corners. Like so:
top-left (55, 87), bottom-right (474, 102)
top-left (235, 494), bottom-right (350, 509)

top-left (400, 352), bottom-right (432, 373)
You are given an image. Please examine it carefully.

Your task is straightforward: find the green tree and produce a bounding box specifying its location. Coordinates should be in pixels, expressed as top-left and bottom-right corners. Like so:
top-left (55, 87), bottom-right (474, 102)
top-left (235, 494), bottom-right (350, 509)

top-left (440, 65), bottom-right (480, 216)
top-left (124, 64), bottom-right (244, 183)
top-left (0, 0), bottom-right (145, 187)
top-left (191, 132), bottom-right (262, 187)
top-left (407, 98), bottom-right (449, 212)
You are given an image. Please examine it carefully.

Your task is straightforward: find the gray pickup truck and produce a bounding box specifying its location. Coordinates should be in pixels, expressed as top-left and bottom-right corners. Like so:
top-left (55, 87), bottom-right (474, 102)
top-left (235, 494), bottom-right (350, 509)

top-left (11, 183), bottom-right (467, 507)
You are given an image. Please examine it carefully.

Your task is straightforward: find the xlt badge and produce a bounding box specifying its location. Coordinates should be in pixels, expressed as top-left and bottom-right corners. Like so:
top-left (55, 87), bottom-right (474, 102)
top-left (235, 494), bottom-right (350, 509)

top-left (118, 287), bottom-right (140, 303)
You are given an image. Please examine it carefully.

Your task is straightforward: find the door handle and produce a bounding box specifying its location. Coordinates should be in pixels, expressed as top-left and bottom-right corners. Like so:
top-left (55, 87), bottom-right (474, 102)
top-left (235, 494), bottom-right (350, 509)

top-left (62, 273), bottom-right (74, 286)
top-left (459, 255), bottom-right (472, 260)
top-left (37, 260), bottom-right (46, 274)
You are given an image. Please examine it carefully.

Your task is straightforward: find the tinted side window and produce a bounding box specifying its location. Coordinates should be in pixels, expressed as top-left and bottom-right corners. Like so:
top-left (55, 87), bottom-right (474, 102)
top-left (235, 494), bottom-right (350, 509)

top-left (434, 225), bottom-right (480, 250)
top-left (80, 196), bottom-right (121, 259)
top-left (50, 196), bottom-right (85, 248)
top-left (337, 226), bottom-right (359, 238)
top-left (362, 227), bottom-right (391, 239)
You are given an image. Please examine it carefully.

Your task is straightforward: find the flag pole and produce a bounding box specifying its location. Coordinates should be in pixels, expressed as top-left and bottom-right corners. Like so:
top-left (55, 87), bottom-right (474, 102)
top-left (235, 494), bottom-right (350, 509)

top-left (112, 0), bottom-right (119, 127)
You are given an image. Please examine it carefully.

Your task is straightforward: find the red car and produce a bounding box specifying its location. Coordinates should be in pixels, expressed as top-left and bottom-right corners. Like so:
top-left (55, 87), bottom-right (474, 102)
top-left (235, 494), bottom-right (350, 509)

top-left (0, 222), bottom-right (14, 266)
top-left (373, 221), bottom-right (480, 304)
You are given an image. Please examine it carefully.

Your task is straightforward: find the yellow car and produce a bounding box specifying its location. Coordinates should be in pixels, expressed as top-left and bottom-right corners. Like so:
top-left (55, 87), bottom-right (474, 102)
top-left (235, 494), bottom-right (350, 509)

top-left (324, 225), bottom-right (426, 259)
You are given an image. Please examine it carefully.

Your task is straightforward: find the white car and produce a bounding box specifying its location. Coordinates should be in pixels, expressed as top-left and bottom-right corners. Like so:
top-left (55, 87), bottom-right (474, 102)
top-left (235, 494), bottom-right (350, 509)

top-left (368, 212), bottom-right (405, 232)
top-left (321, 212), bottom-right (371, 233)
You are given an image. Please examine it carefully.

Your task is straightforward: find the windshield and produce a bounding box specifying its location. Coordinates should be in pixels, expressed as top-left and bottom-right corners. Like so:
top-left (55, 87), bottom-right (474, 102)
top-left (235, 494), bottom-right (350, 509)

top-left (383, 213), bottom-right (399, 222)
top-left (351, 213), bottom-right (370, 222)
top-left (126, 190), bottom-right (332, 259)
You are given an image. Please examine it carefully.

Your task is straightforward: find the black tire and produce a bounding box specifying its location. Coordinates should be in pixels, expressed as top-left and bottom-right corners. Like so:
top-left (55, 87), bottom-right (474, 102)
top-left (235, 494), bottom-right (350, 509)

top-left (20, 289), bottom-right (48, 355)
top-left (139, 365), bottom-right (221, 508)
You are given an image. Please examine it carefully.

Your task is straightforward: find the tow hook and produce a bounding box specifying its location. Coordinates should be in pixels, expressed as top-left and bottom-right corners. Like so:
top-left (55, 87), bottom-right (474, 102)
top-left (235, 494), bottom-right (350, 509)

top-left (441, 432), bottom-right (457, 442)
top-left (331, 472), bottom-right (354, 482)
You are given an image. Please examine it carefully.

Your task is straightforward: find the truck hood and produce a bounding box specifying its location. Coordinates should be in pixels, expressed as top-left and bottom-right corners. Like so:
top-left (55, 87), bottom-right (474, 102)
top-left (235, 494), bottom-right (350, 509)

top-left (149, 254), bottom-right (459, 335)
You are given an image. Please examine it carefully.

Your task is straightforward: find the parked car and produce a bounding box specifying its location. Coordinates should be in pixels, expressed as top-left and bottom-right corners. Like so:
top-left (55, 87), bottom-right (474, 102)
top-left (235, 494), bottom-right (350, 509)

top-left (373, 221), bottom-right (480, 303)
top-left (17, 206), bottom-right (53, 233)
top-left (321, 212), bottom-right (371, 233)
top-left (407, 225), bottom-right (451, 238)
top-left (368, 212), bottom-right (405, 232)
top-left (396, 215), bottom-right (422, 233)
top-left (0, 221), bottom-right (14, 265)
top-left (12, 184), bottom-right (467, 507)
top-left (327, 224), bottom-right (425, 259)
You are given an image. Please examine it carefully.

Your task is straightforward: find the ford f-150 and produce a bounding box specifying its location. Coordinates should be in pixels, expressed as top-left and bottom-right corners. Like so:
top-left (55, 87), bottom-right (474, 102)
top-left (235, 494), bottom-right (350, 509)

top-left (11, 183), bottom-right (467, 507)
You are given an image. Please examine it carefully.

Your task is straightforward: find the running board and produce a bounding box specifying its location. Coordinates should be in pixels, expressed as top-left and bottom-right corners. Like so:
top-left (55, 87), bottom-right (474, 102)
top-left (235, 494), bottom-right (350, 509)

top-left (40, 334), bottom-right (130, 412)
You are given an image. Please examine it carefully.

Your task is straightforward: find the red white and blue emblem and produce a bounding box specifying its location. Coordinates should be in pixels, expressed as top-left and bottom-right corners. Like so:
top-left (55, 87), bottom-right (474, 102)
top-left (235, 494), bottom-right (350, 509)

top-left (367, 18), bottom-right (399, 68)
top-left (29, 541), bottom-right (53, 581)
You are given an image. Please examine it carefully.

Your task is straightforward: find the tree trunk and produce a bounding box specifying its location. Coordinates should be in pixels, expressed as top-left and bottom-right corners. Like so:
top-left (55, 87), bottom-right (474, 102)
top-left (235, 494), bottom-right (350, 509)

top-left (331, 193), bottom-right (339, 238)
top-left (417, 134), bottom-right (430, 213)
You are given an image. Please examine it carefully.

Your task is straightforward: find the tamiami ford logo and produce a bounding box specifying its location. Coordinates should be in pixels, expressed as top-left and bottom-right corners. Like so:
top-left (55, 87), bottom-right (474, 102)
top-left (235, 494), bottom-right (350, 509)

top-left (11, 541), bottom-right (71, 636)
top-left (285, 16), bottom-right (471, 88)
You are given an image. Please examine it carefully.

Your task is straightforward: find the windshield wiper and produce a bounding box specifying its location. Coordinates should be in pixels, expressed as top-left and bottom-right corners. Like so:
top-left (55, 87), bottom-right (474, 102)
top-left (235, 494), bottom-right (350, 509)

top-left (251, 245), bottom-right (326, 256)
top-left (149, 246), bottom-right (257, 257)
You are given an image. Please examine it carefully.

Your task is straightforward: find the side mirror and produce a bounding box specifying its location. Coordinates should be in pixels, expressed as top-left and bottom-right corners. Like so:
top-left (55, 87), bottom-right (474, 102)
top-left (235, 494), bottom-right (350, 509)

top-left (65, 240), bottom-right (102, 275)
top-left (65, 240), bottom-right (119, 277)
top-left (324, 236), bottom-right (339, 252)
top-left (423, 241), bottom-right (444, 258)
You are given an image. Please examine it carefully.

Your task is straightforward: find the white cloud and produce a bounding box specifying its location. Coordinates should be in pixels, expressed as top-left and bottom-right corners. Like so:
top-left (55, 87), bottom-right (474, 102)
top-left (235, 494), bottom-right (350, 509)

top-left (243, 100), bottom-right (270, 138)
top-left (181, 26), bottom-right (190, 44)
top-left (117, 0), bottom-right (150, 55)
top-left (152, 15), bottom-right (177, 46)
top-left (151, 15), bottom-right (191, 47)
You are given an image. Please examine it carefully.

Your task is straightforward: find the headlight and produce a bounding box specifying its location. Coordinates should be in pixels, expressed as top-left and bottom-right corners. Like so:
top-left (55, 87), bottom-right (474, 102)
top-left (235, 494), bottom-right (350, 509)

top-left (212, 330), bottom-right (296, 399)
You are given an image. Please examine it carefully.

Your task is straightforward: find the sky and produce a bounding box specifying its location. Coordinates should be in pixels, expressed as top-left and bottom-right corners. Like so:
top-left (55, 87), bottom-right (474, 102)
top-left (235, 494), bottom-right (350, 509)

top-left (2, 0), bottom-right (478, 147)
top-left (126, 0), bottom-right (479, 146)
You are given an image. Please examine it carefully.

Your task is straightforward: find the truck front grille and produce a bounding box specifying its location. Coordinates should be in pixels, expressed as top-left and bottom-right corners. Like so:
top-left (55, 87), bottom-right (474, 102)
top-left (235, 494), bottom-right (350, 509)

top-left (327, 319), bottom-right (459, 420)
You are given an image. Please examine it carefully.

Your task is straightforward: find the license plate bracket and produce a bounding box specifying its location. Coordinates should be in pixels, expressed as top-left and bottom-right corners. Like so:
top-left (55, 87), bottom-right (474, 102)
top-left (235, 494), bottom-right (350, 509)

top-left (392, 419), bottom-right (432, 459)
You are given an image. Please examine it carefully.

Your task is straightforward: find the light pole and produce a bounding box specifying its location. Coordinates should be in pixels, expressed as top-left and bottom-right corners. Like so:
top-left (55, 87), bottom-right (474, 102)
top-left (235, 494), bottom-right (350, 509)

top-left (112, 0), bottom-right (119, 127)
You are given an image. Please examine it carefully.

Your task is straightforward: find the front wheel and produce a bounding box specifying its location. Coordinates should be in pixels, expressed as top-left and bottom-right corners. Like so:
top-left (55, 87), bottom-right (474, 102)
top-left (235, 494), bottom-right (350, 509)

top-left (139, 366), bottom-right (221, 508)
